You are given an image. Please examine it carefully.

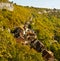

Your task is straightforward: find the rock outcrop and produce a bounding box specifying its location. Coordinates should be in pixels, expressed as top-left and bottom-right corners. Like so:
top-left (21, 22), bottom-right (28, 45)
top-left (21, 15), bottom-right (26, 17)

top-left (0, 2), bottom-right (14, 11)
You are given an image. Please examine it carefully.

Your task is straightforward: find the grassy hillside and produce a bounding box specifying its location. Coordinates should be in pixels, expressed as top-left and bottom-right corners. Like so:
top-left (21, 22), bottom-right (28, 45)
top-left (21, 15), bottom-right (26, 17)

top-left (0, 0), bottom-right (9, 2)
top-left (0, 3), bottom-right (60, 61)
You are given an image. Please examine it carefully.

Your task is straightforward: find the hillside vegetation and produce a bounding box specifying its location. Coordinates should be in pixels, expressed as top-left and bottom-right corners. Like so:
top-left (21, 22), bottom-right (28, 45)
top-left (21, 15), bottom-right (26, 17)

top-left (0, 0), bottom-right (8, 2)
top-left (0, 3), bottom-right (60, 61)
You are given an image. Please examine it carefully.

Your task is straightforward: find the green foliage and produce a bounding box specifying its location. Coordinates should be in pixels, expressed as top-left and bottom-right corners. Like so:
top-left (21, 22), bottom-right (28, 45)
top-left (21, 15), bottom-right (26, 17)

top-left (0, 29), bottom-right (16, 61)
top-left (50, 42), bottom-right (60, 61)
top-left (0, 0), bottom-right (8, 2)
top-left (15, 44), bottom-right (44, 61)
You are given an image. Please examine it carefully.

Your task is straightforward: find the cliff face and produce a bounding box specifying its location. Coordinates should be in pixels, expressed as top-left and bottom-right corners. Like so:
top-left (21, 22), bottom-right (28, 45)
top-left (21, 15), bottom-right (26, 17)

top-left (0, 3), bottom-right (14, 11)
